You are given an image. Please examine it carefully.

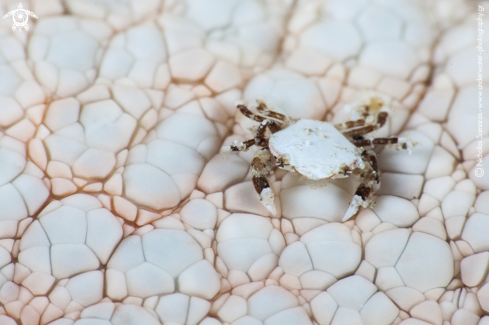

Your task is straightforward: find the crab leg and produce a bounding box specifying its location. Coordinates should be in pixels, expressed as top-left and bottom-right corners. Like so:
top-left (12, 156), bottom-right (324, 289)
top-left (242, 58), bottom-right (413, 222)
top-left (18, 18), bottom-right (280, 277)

top-left (353, 137), bottom-right (397, 146)
top-left (254, 121), bottom-right (271, 147)
top-left (342, 151), bottom-right (379, 221)
top-left (336, 95), bottom-right (385, 130)
top-left (239, 102), bottom-right (285, 132)
top-left (343, 184), bottom-right (373, 221)
top-left (362, 151), bottom-right (380, 184)
top-left (255, 100), bottom-right (288, 121)
top-left (334, 119), bottom-right (366, 130)
top-left (352, 136), bottom-right (417, 153)
top-left (340, 112), bottom-right (389, 137)
top-left (252, 176), bottom-right (275, 215)
top-left (251, 149), bottom-right (276, 215)
top-left (220, 139), bottom-right (256, 157)
top-left (237, 103), bottom-right (267, 122)
top-left (221, 117), bottom-right (285, 157)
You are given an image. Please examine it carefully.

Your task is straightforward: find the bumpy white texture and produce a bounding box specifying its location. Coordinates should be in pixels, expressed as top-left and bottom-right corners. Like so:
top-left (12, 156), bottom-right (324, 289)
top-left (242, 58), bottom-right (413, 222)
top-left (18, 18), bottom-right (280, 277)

top-left (98, 22), bottom-right (169, 88)
top-left (216, 214), bottom-right (284, 280)
top-left (0, 134), bottom-right (50, 240)
top-left (42, 96), bottom-right (131, 183)
top-left (0, 32), bottom-right (45, 135)
top-left (123, 111), bottom-right (221, 211)
top-left (243, 69), bottom-right (327, 120)
top-left (19, 195), bottom-right (122, 276)
top-left (28, 16), bottom-right (112, 97)
top-left (227, 285), bottom-right (311, 325)
top-left (106, 226), bottom-right (220, 301)
top-left (49, 303), bottom-right (162, 325)
top-left (162, 0), bottom-right (292, 71)
top-left (65, 0), bottom-right (161, 31)
top-left (0, 0), bottom-right (485, 325)
top-left (280, 223), bottom-right (361, 283)
top-left (311, 275), bottom-right (398, 325)
top-left (7, 195), bottom-right (122, 322)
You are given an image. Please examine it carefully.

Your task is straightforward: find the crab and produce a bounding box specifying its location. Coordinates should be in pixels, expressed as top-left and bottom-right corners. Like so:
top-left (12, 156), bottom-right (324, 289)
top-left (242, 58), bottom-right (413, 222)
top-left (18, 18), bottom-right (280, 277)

top-left (221, 96), bottom-right (417, 221)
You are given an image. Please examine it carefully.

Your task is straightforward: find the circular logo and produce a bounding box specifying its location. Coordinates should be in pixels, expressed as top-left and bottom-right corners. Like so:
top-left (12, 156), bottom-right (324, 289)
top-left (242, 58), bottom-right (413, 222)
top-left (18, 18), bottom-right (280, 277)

top-left (13, 10), bottom-right (28, 27)
top-left (3, 4), bottom-right (38, 32)
top-left (475, 168), bottom-right (484, 178)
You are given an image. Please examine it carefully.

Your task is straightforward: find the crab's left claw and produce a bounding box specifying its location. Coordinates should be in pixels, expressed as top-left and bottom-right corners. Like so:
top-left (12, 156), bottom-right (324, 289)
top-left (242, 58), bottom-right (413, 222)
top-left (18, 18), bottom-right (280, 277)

top-left (342, 195), bottom-right (372, 222)
top-left (260, 188), bottom-right (277, 215)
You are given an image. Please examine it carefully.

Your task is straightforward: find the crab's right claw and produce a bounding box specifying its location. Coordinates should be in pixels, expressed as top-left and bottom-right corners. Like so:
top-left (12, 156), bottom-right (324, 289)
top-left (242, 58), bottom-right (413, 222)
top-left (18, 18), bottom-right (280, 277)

top-left (260, 188), bottom-right (277, 215)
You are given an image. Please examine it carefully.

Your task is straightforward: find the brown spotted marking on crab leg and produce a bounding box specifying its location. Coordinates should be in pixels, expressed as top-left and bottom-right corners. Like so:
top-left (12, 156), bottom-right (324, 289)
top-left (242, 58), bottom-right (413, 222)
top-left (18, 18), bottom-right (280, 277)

top-left (229, 139), bottom-right (256, 152)
top-left (353, 137), bottom-right (414, 151)
top-left (255, 119), bottom-right (284, 147)
top-left (256, 100), bottom-right (288, 121)
top-left (354, 183), bottom-right (372, 201)
top-left (254, 121), bottom-right (270, 147)
top-left (267, 120), bottom-right (283, 134)
top-left (341, 111), bottom-right (389, 137)
top-left (238, 102), bottom-right (286, 134)
top-left (342, 181), bottom-right (375, 222)
top-left (362, 150), bottom-right (380, 184)
top-left (252, 175), bottom-right (270, 196)
top-left (252, 174), bottom-right (276, 214)
top-left (237, 104), bottom-right (267, 122)
top-left (335, 96), bottom-right (385, 130)
top-left (226, 118), bottom-right (285, 155)
top-left (334, 119), bottom-right (366, 130)
top-left (353, 137), bottom-right (399, 147)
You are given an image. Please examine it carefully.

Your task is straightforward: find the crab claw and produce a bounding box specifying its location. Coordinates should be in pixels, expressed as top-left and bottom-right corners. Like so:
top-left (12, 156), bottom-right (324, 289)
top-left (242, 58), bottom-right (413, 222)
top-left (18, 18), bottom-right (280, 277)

top-left (342, 195), bottom-right (372, 222)
top-left (260, 188), bottom-right (277, 215)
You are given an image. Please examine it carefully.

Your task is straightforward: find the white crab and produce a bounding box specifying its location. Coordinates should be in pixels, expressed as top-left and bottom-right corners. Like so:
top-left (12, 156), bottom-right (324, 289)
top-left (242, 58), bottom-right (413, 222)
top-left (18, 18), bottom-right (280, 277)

top-left (222, 96), bottom-right (416, 221)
